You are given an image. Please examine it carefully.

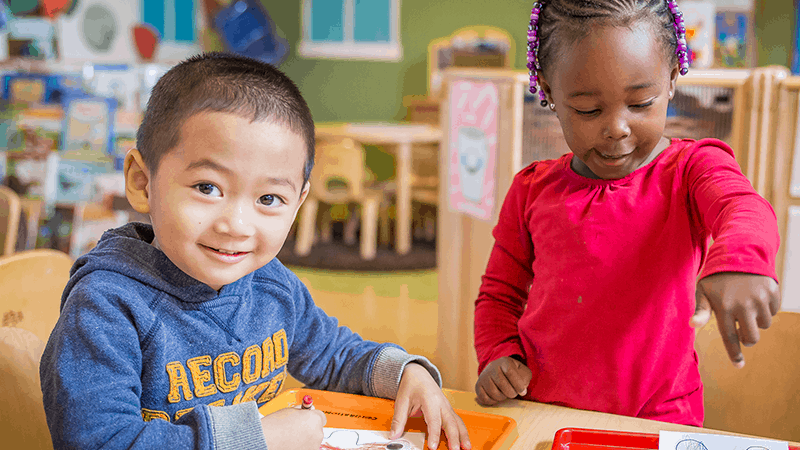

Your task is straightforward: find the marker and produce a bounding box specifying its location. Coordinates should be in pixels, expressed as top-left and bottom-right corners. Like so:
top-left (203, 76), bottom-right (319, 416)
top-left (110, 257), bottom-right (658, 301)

top-left (301, 395), bottom-right (313, 410)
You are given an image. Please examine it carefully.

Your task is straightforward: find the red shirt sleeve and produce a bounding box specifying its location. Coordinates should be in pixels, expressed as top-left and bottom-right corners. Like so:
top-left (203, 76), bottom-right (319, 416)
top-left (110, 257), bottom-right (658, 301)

top-left (473, 167), bottom-right (537, 374)
top-left (684, 139), bottom-right (780, 281)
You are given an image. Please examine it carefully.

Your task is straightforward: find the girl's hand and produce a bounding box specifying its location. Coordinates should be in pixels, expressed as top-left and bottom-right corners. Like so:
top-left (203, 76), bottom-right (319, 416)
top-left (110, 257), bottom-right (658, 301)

top-left (261, 406), bottom-right (327, 450)
top-left (691, 272), bottom-right (781, 368)
top-left (474, 356), bottom-right (532, 406)
top-left (390, 363), bottom-right (471, 450)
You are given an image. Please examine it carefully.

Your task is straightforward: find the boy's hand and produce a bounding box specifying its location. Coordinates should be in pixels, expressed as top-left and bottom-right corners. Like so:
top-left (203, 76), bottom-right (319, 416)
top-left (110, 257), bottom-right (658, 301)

top-left (390, 363), bottom-right (471, 450)
top-left (261, 407), bottom-right (326, 450)
top-left (475, 356), bottom-right (532, 406)
top-left (691, 272), bottom-right (781, 368)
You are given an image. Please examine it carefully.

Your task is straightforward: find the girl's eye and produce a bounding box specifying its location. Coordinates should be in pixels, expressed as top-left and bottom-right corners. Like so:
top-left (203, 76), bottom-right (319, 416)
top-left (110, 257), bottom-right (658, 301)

top-left (574, 108), bottom-right (600, 116)
top-left (631, 100), bottom-right (655, 109)
top-left (195, 183), bottom-right (221, 197)
top-left (259, 194), bottom-right (285, 207)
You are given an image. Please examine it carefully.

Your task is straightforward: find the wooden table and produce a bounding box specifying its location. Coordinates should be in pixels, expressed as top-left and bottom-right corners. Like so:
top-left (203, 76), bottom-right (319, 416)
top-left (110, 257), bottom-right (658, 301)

top-left (315, 122), bottom-right (442, 255)
top-left (439, 389), bottom-right (799, 450)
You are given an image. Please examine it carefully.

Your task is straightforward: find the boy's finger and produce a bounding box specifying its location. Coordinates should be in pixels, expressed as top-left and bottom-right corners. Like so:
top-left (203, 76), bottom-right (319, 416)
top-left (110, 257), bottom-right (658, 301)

top-left (485, 377), bottom-right (510, 402)
top-left (422, 406), bottom-right (442, 450)
top-left (449, 411), bottom-right (471, 450)
top-left (390, 396), bottom-right (411, 439)
top-left (442, 413), bottom-right (463, 450)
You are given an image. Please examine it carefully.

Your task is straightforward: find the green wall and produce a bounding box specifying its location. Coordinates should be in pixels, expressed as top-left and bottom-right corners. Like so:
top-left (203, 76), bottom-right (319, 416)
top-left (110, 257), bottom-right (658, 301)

top-left (268, 0), bottom-right (530, 123)
top-left (266, 0), bottom-right (796, 124)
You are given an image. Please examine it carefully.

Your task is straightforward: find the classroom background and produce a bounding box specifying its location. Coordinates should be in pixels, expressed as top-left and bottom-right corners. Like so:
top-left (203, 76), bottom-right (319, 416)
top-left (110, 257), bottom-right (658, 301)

top-left (1, 0), bottom-right (799, 448)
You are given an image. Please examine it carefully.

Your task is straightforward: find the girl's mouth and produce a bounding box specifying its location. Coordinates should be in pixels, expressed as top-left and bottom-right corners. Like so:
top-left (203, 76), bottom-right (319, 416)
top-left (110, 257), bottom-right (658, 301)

top-left (203, 245), bottom-right (247, 256)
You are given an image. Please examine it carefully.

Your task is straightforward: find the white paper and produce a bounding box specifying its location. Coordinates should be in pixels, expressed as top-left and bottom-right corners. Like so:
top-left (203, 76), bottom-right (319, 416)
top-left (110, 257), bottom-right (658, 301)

top-left (321, 428), bottom-right (425, 450)
top-left (659, 431), bottom-right (788, 450)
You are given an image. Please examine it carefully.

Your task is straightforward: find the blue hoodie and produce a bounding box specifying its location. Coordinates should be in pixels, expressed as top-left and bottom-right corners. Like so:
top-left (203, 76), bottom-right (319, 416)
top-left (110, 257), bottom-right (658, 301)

top-left (40, 223), bottom-right (440, 449)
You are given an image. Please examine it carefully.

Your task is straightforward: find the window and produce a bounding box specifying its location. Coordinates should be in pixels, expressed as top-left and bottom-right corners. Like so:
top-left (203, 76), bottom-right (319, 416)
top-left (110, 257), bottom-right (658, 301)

top-left (300, 0), bottom-right (402, 61)
top-left (142, 0), bottom-right (202, 61)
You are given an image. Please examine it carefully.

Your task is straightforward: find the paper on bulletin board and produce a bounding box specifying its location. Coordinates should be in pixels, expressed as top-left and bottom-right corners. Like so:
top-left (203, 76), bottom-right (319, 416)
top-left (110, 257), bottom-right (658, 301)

top-left (681, 1), bottom-right (716, 69)
top-left (448, 80), bottom-right (499, 221)
top-left (658, 431), bottom-right (788, 450)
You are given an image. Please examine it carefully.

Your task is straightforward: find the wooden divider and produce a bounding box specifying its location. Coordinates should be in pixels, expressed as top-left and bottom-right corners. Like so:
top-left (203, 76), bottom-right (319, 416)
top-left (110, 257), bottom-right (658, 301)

top-left (772, 76), bottom-right (800, 311)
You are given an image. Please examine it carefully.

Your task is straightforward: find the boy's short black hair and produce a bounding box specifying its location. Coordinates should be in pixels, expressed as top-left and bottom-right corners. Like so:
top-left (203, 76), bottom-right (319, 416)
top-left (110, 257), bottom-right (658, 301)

top-left (537, 0), bottom-right (679, 78)
top-left (136, 52), bottom-right (315, 185)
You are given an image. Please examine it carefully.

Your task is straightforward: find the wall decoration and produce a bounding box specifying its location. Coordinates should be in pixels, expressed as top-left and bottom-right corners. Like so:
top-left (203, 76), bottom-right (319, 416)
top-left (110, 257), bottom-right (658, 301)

top-left (680, 1), bottom-right (716, 69)
top-left (56, 0), bottom-right (139, 63)
top-left (447, 80), bottom-right (499, 221)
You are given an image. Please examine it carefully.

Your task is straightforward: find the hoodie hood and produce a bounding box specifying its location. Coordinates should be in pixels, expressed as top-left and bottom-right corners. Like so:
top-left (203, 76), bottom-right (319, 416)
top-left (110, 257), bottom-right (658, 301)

top-left (61, 222), bottom-right (219, 310)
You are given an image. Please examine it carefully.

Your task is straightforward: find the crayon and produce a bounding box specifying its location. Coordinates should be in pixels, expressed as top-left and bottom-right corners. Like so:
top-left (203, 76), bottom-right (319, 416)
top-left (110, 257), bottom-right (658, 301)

top-left (301, 394), bottom-right (313, 410)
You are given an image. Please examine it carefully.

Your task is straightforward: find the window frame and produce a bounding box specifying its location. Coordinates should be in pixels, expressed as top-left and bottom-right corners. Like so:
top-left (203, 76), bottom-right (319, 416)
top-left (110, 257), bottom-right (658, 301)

top-left (299, 0), bottom-right (403, 62)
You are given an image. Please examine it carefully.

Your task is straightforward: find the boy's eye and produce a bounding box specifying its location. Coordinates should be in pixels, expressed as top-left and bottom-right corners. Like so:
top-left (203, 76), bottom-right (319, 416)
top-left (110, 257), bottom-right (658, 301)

top-left (259, 194), bottom-right (285, 207)
top-left (195, 183), bottom-right (221, 197)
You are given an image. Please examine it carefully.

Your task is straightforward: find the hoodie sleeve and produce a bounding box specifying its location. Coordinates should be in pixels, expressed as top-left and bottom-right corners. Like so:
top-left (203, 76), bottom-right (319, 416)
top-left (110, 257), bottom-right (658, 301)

top-left (282, 274), bottom-right (441, 399)
top-left (39, 273), bottom-right (268, 450)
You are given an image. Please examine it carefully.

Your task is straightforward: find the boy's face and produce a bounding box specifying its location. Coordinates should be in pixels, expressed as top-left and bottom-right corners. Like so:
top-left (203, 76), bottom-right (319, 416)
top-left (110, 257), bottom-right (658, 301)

top-left (143, 112), bottom-right (308, 291)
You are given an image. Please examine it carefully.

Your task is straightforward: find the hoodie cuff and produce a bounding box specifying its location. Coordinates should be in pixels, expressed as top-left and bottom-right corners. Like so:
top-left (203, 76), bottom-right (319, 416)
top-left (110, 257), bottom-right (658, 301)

top-left (370, 346), bottom-right (443, 399)
top-left (207, 401), bottom-right (268, 450)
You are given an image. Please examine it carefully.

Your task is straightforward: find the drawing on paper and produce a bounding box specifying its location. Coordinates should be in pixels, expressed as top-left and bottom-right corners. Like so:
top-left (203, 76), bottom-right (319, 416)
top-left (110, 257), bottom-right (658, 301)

top-left (660, 430), bottom-right (788, 450)
top-left (320, 428), bottom-right (425, 450)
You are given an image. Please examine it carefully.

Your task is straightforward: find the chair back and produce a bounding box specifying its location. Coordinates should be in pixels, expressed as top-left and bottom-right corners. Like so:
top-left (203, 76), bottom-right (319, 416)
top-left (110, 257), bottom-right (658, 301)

top-left (0, 326), bottom-right (53, 449)
top-left (0, 249), bottom-right (73, 344)
top-left (310, 137), bottom-right (369, 204)
top-left (695, 311), bottom-right (800, 441)
top-left (0, 185), bottom-right (22, 256)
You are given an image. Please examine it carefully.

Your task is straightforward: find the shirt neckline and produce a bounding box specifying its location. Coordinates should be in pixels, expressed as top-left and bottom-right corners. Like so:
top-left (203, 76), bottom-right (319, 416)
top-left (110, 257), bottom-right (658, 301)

top-left (562, 138), bottom-right (689, 186)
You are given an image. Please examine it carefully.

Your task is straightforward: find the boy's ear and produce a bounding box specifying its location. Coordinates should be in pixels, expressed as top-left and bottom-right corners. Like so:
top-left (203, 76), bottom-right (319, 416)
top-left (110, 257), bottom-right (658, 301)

top-left (124, 149), bottom-right (151, 214)
top-left (290, 181), bottom-right (310, 223)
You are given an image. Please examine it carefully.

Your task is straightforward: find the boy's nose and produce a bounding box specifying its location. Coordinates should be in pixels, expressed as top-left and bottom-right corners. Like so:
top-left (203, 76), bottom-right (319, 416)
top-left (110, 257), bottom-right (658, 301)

top-left (214, 204), bottom-right (256, 237)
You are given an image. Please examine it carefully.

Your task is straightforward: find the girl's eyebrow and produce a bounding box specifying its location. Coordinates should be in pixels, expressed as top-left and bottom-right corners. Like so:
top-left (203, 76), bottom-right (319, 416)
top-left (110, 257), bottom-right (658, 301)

top-left (568, 82), bottom-right (658, 99)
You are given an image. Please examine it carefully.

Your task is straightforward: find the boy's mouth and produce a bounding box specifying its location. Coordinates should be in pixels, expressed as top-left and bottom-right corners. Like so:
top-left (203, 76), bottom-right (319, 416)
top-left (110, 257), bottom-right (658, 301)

top-left (202, 244), bottom-right (247, 256)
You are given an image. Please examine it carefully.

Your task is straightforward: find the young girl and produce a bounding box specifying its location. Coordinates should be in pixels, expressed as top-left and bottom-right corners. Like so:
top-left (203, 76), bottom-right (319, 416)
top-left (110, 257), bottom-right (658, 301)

top-left (473, 0), bottom-right (781, 426)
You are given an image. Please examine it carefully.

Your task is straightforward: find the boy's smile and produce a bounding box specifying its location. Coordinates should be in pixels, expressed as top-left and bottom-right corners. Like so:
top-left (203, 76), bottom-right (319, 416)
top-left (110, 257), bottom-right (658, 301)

top-left (540, 23), bottom-right (678, 180)
top-left (140, 111), bottom-right (308, 291)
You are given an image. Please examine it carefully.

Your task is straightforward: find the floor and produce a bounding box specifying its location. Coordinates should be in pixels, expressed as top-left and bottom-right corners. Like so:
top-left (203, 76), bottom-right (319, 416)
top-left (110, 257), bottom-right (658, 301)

top-left (283, 267), bottom-right (439, 389)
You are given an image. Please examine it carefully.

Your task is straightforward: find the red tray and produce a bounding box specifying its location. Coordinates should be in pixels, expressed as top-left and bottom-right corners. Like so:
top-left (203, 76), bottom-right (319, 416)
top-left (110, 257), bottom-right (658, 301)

top-left (552, 428), bottom-right (799, 450)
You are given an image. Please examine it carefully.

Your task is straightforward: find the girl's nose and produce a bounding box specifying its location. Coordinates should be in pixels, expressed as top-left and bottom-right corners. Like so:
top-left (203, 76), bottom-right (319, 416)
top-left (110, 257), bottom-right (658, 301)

top-left (604, 112), bottom-right (631, 140)
top-left (214, 203), bottom-right (256, 237)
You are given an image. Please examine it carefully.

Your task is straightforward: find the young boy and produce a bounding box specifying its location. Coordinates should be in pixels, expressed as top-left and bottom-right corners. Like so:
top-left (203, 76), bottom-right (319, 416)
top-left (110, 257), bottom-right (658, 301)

top-left (40, 53), bottom-right (470, 450)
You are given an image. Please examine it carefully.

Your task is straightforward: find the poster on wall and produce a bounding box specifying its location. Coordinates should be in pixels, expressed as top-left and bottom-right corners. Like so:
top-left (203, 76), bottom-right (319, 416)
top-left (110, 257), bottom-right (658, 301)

top-left (447, 79), bottom-right (499, 221)
top-left (680, 1), bottom-right (716, 69)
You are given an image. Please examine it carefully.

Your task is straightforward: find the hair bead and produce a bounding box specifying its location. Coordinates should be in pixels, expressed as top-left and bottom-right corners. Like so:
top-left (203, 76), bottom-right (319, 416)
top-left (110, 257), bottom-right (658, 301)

top-left (526, 1), bottom-right (548, 107)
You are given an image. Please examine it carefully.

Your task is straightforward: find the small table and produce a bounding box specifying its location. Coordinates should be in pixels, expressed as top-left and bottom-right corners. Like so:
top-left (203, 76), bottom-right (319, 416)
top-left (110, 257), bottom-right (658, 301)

top-left (315, 122), bottom-right (442, 255)
top-left (439, 389), bottom-right (799, 450)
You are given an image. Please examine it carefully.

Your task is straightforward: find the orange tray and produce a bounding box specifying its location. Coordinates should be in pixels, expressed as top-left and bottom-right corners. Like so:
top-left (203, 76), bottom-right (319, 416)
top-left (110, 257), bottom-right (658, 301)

top-left (259, 388), bottom-right (518, 450)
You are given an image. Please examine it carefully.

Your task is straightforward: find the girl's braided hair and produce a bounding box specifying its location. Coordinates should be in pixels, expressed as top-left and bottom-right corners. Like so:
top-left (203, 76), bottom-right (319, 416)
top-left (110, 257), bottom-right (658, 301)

top-left (527, 0), bottom-right (689, 107)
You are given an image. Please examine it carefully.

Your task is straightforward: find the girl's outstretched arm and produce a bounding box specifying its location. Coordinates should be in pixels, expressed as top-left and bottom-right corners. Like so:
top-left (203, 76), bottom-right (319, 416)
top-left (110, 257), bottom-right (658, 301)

top-left (685, 138), bottom-right (781, 367)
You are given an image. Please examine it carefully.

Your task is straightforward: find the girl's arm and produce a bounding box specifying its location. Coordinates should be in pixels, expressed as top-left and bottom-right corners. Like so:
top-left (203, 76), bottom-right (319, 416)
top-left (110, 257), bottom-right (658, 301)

top-left (685, 138), bottom-right (781, 366)
top-left (474, 172), bottom-right (536, 373)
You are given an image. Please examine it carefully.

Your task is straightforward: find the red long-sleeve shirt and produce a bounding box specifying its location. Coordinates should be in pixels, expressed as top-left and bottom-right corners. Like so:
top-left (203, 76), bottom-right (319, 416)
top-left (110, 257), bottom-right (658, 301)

top-left (474, 138), bottom-right (779, 426)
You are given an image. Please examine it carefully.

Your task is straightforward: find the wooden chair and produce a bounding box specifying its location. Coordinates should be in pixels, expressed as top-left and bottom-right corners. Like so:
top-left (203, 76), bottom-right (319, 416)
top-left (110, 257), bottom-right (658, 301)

top-left (0, 249), bottom-right (73, 344)
top-left (695, 311), bottom-right (800, 441)
top-left (0, 326), bottom-right (53, 449)
top-left (0, 185), bottom-right (22, 256)
top-left (294, 138), bottom-right (388, 260)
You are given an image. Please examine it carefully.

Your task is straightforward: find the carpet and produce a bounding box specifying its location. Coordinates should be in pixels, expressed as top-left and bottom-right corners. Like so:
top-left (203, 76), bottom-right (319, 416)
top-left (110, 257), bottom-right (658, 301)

top-left (277, 228), bottom-right (436, 272)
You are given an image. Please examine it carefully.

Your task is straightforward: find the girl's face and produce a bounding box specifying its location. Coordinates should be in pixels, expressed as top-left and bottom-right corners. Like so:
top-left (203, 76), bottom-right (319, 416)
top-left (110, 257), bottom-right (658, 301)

top-left (540, 23), bottom-right (679, 180)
